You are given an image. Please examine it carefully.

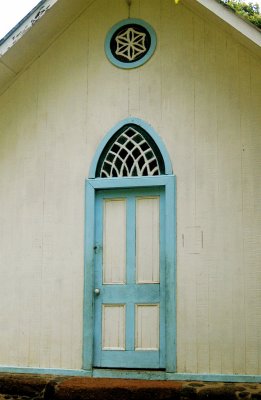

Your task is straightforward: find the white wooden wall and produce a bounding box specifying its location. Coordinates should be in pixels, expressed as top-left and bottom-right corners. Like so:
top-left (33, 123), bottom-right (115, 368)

top-left (0, 0), bottom-right (260, 374)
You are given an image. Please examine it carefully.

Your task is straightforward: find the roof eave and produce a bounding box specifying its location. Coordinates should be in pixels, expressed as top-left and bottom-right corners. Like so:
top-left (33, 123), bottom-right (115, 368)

top-left (0, 0), bottom-right (93, 95)
top-left (0, 0), bottom-right (56, 53)
top-left (195, 0), bottom-right (261, 48)
top-left (0, 0), bottom-right (260, 96)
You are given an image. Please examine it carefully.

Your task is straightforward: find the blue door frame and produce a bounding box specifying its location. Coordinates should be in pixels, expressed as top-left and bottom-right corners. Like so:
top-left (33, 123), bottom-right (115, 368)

top-left (83, 175), bottom-right (176, 372)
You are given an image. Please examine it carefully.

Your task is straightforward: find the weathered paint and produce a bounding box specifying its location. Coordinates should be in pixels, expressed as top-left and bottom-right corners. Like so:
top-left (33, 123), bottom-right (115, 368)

top-left (0, 0), bottom-right (260, 377)
top-left (0, 0), bottom-right (57, 55)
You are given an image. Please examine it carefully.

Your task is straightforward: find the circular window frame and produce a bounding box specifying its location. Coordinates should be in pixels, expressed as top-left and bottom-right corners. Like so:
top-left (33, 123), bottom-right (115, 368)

top-left (105, 18), bottom-right (157, 69)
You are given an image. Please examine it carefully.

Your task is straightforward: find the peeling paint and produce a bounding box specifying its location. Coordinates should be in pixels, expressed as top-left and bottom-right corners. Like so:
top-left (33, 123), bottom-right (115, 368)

top-left (31, 5), bottom-right (51, 25)
top-left (0, 0), bottom-right (57, 57)
top-left (7, 5), bottom-right (51, 48)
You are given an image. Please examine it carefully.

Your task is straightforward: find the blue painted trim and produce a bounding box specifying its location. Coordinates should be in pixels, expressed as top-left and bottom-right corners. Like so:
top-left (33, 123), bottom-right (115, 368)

top-left (84, 175), bottom-right (176, 372)
top-left (82, 181), bottom-right (95, 369)
top-left (0, 366), bottom-right (92, 376)
top-left (159, 191), bottom-right (166, 369)
top-left (93, 192), bottom-right (103, 367)
top-left (166, 373), bottom-right (261, 383)
top-left (165, 176), bottom-right (176, 372)
top-left (89, 176), bottom-right (172, 189)
top-left (105, 18), bottom-right (157, 69)
top-left (88, 118), bottom-right (173, 178)
top-left (93, 370), bottom-right (261, 383)
top-left (0, 367), bottom-right (260, 383)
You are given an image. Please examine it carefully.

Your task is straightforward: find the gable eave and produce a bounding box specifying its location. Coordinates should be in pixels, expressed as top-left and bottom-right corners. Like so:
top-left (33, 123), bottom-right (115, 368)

top-left (196, 0), bottom-right (261, 46)
top-left (0, 0), bottom-right (260, 95)
top-left (0, 0), bottom-right (94, 95)
top-left (0, 0), bottom-right (55, 53)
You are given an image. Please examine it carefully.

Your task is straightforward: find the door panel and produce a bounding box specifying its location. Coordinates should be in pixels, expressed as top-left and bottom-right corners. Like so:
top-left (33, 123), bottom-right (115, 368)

top-left (135, 304), bottom-right (160, 350)
top-left (102, 304), bottom-right (126, 350)
top-left (93, 188), bottom-right (165, 369)
top-left (103, 199), bottom-right (126, 284)
top-left (136, 197), bottom-right (160, 283)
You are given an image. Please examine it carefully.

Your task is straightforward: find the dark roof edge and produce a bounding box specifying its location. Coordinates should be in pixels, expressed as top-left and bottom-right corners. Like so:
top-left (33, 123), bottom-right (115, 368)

top-left (0, 0), bottom-right (46, 46)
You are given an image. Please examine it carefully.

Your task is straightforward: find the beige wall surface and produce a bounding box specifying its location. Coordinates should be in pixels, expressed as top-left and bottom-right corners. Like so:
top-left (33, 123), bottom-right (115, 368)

top-left (0, 0), bottom-right (260, 374)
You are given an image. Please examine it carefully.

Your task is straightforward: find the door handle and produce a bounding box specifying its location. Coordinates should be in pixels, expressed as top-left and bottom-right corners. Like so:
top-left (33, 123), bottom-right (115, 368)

top-left (94, 288), bottom-right (100, 295)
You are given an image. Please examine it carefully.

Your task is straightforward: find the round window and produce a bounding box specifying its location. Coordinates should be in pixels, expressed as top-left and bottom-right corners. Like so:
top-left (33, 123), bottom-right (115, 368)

top-left (105, 19), bottom-right (157, 69)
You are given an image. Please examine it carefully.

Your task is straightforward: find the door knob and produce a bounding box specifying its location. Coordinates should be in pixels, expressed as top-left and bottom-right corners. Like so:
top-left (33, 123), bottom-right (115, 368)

top-left (94, 288), bottom-right (100, 295)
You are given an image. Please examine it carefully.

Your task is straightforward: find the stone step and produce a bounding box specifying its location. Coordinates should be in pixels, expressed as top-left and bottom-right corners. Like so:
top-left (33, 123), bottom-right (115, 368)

top-left (0, 374), bottom-right (260, 400)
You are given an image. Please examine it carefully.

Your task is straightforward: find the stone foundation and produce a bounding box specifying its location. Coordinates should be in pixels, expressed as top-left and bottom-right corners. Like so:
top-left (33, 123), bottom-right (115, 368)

top-left (0, 374), bottom-right (260, 400)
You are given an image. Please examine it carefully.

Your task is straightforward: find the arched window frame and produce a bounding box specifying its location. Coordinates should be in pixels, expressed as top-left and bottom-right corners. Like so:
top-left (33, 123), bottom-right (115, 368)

top-left (89, 118), bottom-right (173, 179)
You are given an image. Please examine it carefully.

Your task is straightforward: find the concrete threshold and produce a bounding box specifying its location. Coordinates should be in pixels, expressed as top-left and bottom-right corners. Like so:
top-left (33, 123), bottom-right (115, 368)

top-left (0, 373), bottom-right (260, 400)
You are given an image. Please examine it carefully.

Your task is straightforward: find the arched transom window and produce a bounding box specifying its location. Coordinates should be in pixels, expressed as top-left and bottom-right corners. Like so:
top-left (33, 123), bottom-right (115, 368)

top-left (96, 124), bottom-right (165, 178)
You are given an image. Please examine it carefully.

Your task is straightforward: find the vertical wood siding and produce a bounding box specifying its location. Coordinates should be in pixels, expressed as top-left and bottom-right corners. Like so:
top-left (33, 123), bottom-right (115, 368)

top-left (0, 0), bottom-right (260, 374)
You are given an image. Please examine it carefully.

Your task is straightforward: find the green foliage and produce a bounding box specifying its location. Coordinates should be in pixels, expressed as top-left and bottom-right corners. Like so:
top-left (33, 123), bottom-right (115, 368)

top-left (220, 0), bottom-right (261, 29)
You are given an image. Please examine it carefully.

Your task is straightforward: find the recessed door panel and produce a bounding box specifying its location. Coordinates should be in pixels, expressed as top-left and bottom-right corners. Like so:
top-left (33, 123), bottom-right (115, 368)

top-left (102, 305), bottom-right (126, 350)
top-left (136, 197), bottom-right (160, 283)
top-left (103, 199), bottom-right (126, 284)
top-left (135, 304), bottom-right (160, 350)
top-left (93, 188), bottom-right (165, 369)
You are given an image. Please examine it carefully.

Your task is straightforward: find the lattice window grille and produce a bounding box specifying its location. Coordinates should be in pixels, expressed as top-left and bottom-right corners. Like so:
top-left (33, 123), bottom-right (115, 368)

top-left (99, 127), bottom-right (161, 178)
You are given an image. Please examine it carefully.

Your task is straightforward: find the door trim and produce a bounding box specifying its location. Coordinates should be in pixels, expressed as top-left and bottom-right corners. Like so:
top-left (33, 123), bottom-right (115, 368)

top-left (83, 175), bottom-right (176, 372)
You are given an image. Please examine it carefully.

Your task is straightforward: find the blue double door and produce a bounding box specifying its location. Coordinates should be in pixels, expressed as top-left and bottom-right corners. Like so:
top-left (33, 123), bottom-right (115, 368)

top-left (93, 187), bottom-right (166, 369)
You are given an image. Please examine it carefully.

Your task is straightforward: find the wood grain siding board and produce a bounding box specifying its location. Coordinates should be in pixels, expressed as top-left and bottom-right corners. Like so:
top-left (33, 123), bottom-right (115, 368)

top-left (193, 15), bottom-right (211, 375)
top-left (87, 0), bottom-right (128, 144)
top-left (249, 57), bottom-right (261, 375)
top-left (215, 30), bottom-right (241, 375)
top-left (138, 0), bottom-right (162, 128)
top-left (200, 21), bottom-right (222, 376)
top-left (162, 4), bottom-right (198, 374)
top-left (239, 49), bottom-right (253, 375)
top-left (129, 0), bottom-right (141, 122)
top-left (240, 49), bottom-right (261, 375)
top-left (36, 20), bottom-right (88, 366)
top-left (160, 1), bottom-right (186, 373)
top-left (0, 66), bottom-right (44, 368)
top-left (225, 37), bottom-right (246, 376)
